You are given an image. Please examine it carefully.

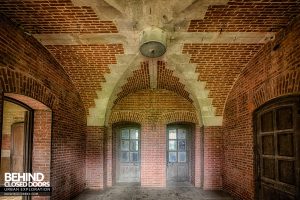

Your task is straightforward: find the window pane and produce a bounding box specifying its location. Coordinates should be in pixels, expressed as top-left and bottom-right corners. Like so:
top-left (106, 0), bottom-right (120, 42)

top-left (261, 111), bottom-right (273, 132)
top-left (169, 140), bottom-right (177, 151)
top-left (130, 129), bottom-right (139, 139)
top-left (262, 135), bottom-right (274, 155)
top-left (262, 158), bottom-right (275, 180)
top-left (278, 160), bottom-right (295, 185)
top-left (178, 152), bottom-right (186, 162)
top-left (278, 133), bottom-right (294, 157)
top-left (130, 140), bottom-right (138, 151)
top-left (178, 129), bottom-right (186, 139)
top-left (169, 129), bottom-right (176, 139)
top-left (169, 152), bottom-right (177, 162)
top-left (121, 140), bottom-right (129, 151)
top-left (178, 140), bottom-right (186, 151)
top-left (121, 152), bottom-right (129, 162)
top-left (276, 107), bottom-right (293, 130)
top-left (130, 152), bottom-right (139, 162)
top-left (121, 129), bottom-right (129, 139)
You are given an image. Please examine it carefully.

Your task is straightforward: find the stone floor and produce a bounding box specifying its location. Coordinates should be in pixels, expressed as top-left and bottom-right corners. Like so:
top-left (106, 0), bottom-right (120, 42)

top-left (73, 186), bottom-right (233, 200)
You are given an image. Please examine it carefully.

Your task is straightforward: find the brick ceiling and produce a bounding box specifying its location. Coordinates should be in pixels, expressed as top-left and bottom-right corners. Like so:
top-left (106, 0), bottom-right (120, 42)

top-left (1, 0), bottom-right (300, 125)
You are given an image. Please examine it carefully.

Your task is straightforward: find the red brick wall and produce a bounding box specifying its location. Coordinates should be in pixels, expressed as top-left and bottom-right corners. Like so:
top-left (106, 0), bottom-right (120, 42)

top-left (0, 15), bottom-right (86, 200)
top-left (203, 127), bottom-right (223, 190)
top-left (32, 111), bottom-right (52, 200)
top-left (86, 126), bottom-right (105, 189)
top-left (0, 1), bottom-right (118, 34)
top-left (222, 16), bottom-right (300, 200)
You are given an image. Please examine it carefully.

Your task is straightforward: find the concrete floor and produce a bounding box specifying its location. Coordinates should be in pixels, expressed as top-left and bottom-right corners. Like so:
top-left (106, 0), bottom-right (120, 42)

top-left (73, 186), bottom-right (233, 200)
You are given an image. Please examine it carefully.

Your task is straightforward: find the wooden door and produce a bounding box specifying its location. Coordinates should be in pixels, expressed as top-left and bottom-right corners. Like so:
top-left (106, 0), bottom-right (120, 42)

top-left (117, 127), bottom-right (140, 183)
top-left (255, 97), bottom-right (300, 200)
top-left (167, 126), bottom-right (190, 182)
top-left (11, 122), bottom-right (25, 173)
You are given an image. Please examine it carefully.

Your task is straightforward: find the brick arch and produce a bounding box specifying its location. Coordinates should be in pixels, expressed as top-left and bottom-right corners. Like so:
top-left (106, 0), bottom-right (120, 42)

top-left (0, 68), bottom-right (58, 109)
top-left (159, 111), bottom-right (199, 125)
top-left (108, 111), bottom-right (146, 125)
top-left (253, 70), bottom-right (300, 108)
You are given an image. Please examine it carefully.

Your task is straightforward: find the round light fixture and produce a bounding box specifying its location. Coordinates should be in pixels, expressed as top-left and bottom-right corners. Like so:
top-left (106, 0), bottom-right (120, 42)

top-left (139, 27), bottom-right (167, 58)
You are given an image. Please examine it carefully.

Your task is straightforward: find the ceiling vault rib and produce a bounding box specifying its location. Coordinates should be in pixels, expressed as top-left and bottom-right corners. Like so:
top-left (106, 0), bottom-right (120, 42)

top-left (35, 32), bottom-right (275, 46)
top-left (149, 60), bottom-right (158, 89)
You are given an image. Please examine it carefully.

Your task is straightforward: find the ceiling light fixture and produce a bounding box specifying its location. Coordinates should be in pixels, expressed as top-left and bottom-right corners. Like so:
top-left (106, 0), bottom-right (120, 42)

top-left (139, 27), bottom-right (167, 58)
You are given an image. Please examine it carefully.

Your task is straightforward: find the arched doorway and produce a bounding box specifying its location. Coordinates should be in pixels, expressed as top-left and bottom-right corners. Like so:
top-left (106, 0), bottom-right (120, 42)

top-left (113, 123), bottom-right (141, 184)
top-left (166, 123), bottom-right (194, 186)
top-left (0, 98), bottom-right (33, 188)
top-left (254, 96), bottom-right (300, 200)
top-left (0, 94), bottom-right (52, 199)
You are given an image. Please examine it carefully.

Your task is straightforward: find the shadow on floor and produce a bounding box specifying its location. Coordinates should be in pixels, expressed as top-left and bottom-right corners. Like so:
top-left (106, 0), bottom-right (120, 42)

top-left (72, 186), bottom-right (233, 200)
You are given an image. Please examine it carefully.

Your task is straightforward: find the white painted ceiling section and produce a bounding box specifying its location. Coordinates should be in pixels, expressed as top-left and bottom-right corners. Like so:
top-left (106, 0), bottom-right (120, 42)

top-left (34, 0), bottom-right (275, 126)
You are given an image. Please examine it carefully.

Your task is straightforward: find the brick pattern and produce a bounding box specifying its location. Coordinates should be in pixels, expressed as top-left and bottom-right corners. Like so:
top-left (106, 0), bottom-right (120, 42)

top-left (183, 43), bottom-right (263, 115)
top-left (109, 111), bottom-right (146, 124)
top-left (157, 61), bottom-right (192, 103)
top-left (46, 44), bottom-right (124, 113)
top-left (32, 111), bottom-right (52, 200)
top-left (1, 134), bottom-right (10, 150)
top-left (114, 60), bottom-right (194, 105)
top-left (141, 123), bottom-right (166, 187)
top-left (0, 15), bottom-right (86, 200)
top-left (5, 94), bottom-right (49, 110)
top-left (159, 111), bottom-right (198, 124)
top-left (0, 69), bottom-right (57, 109)
top-left (114, 61), bottom-right (150, 104)
top-left (253, 70), bottom-right (300, 107)
top-left (188, 0), bottom-right (300, 32)
top-left (86, 126), bottom-right (105, 189)
top-left (203, 127), bottom-right (223, 190)
top-left (194, 125), bottom-right (202, 187)
top-left (222, 15), bottom-right (300, 200)
top-left (0, 0), bottom-right (117, 34)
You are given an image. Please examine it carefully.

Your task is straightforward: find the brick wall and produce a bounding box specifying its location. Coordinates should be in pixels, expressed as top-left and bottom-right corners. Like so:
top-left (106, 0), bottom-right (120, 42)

top-left (86, 126), bottom-right (105, 189)
top-left (183, 43), bottom-right (263, 116)
top-left (0, 15), bottom-right (86, 200)
top-left (222, 15), bottom-right (300, 200)
top-left (46, 44), bottom-right (124, 114)
top-left (188, 1), bottom-right (300, 32)
top-left (0, 1), bottom-right (118, 34)
top-left (32, 111), bottom-right (51, 200)
top-left (203, 127), bottom-right (223, 190)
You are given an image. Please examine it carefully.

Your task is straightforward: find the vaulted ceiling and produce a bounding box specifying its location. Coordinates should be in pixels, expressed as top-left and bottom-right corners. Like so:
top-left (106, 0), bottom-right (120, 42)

top-left (1, 0), bottom-right (300, 126)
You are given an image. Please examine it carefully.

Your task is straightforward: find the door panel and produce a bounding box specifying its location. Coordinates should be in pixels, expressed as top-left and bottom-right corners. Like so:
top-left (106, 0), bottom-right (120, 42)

top-left (167, 126), bottom-right (190, 183)
top-left (117, 127), bottom-right (140, 183)
top-left (255, 97), bottom-right (299, 200)
top-left (11, 123), bottom-right (25, 173)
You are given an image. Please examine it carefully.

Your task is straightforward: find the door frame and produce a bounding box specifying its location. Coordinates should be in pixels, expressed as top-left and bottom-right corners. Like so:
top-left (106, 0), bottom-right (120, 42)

top-left (113, 122), bottom-right (141, 184)
top-left (253, 95), bottom-right (300, 200)
top-left (1, 97), bottom-right (34, 200)
top-left (166, 123), bottom-right (194, 184)
top-left (1, 97), bottom-right (34, 174)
